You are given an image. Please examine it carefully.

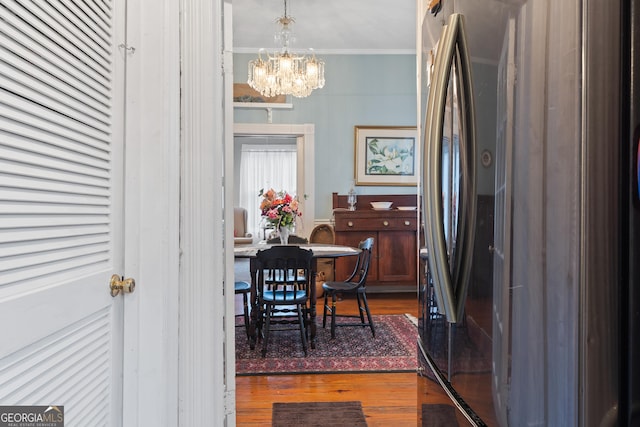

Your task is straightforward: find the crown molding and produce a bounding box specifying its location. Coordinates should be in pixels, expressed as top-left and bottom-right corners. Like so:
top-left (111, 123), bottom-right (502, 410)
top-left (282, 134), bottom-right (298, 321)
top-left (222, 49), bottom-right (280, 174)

top-left (233, 47), bottom-right (417, 55)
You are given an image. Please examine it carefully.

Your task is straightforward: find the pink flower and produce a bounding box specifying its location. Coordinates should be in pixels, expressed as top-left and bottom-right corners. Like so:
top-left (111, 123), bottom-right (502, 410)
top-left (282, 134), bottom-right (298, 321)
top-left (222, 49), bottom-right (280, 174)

top-left (259, 188), bottom-right (302, 229)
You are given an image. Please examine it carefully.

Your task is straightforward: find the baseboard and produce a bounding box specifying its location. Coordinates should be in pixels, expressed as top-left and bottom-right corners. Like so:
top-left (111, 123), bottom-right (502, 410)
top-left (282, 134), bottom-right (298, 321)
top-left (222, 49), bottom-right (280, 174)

top-left (367, 284), bottom-right (416, 293)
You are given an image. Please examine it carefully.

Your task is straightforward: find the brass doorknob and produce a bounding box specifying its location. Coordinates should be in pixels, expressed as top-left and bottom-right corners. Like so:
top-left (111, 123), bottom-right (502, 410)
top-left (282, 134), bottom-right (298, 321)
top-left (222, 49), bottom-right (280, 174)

top-left (110, 274), bottom-right (136, 297)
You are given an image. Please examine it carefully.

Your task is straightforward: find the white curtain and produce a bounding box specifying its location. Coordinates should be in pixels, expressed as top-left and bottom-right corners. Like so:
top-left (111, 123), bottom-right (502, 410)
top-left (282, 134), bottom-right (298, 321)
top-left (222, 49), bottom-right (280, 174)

top-left (239, 143), bottom-right (297, 239)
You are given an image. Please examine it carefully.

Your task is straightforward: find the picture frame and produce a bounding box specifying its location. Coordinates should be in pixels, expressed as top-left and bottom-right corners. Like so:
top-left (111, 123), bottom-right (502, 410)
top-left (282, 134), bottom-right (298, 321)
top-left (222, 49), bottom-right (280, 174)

top-left (233, 83), bottom-right (287, 104)
top-left (354, 126), bottom-right (418, 186)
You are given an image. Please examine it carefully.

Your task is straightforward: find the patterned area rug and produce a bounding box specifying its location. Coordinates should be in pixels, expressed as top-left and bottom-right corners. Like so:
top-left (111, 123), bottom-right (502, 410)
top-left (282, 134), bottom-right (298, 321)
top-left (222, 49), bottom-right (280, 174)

top-left (272, 401), bottom-right (367, 427)
top-left (236, 314), bottom-right (417, 375)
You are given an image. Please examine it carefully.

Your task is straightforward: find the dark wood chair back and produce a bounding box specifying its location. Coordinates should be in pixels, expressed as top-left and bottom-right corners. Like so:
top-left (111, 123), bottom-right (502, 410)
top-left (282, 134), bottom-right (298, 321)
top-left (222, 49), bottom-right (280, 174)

top-left (255, 245), bottom-right (315, 356)
top-left (347, 237), bottom-right (374, 287)
top-left (266, 235), bottom-right (309, 244)
top-left (256, 246), bottom-right (314, 302)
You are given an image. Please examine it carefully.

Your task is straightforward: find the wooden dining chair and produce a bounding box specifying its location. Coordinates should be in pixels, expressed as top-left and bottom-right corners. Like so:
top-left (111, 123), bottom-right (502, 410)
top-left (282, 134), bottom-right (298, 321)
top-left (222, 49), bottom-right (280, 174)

top-left (309, 224), bottom-right (336, 283)
top-left (322, 237), bottom-right (375, 339)
top-left (266, 235), bottom-right (308, 244)
top-left (255, 246), bottom-right (315, 357)
top-left (234, 281), bottom-right (251, 339)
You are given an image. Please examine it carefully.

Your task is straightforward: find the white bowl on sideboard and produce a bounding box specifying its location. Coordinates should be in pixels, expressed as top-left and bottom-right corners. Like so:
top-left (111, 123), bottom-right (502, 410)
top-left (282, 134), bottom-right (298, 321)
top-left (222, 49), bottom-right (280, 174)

top-left (370, 201), bottom-right (393, 210)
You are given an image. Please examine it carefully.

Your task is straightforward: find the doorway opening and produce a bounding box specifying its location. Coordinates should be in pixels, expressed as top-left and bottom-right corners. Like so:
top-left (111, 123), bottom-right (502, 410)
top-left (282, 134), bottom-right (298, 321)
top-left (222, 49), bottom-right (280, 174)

top-left (233, 123), bottom-right (316, 236)
top-left (237, 137), bottom-right (297, 239)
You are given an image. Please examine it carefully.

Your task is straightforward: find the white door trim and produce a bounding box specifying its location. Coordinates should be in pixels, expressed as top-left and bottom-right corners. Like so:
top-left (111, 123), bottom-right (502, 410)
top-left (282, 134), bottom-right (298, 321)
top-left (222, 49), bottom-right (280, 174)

top-left (223, 0), bottom-right (238, 423)
top-left (178, 0), bottom-right (229, 425)
top-left (122, 0), bottom-right (181, 425)
top-left (233, 123), bottom-right (316, 235)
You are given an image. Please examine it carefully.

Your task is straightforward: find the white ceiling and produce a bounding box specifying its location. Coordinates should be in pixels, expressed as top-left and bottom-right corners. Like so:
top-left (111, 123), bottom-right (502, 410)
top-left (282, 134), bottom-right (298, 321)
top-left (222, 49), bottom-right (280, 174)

top-left (232, 0), bottom-right (515, 62)
top-left (232, 0), bottom-right (417, 54)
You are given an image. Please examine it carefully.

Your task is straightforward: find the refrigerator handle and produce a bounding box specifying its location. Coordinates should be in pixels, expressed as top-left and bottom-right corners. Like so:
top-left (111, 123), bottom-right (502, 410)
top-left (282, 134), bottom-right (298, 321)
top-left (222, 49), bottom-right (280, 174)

top-left (452, 13), bottom-right (478, 321)
top-left (422, 13), bottom-right (477, 324)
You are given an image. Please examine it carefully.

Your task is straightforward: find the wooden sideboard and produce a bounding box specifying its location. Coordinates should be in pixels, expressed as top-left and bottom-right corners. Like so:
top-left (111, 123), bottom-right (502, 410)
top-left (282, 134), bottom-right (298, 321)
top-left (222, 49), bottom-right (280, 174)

top-left (332, 193), bottom-right (420, 292)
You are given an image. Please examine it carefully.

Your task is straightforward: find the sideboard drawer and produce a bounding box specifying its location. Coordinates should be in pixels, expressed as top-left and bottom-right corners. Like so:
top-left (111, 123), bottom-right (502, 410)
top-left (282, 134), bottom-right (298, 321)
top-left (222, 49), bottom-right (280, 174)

top-left (334, 216), bottom-right (417, 231)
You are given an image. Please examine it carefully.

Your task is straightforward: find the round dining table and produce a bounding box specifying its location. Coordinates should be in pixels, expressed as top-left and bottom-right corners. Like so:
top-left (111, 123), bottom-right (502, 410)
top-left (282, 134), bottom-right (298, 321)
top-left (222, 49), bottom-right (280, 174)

top-left (233, 243), bottom-right (361, 350)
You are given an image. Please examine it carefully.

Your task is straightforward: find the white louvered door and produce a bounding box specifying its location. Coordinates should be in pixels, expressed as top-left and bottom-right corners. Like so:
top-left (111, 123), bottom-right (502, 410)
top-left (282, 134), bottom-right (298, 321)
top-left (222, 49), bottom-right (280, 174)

top-left (0, 1), bottom-right (127, 425)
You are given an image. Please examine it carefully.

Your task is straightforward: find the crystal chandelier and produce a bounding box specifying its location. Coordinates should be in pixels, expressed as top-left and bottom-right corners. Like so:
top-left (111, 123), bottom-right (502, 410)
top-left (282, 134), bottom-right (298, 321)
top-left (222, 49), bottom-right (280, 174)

top-left (247, 0), bottom-right (325, 98)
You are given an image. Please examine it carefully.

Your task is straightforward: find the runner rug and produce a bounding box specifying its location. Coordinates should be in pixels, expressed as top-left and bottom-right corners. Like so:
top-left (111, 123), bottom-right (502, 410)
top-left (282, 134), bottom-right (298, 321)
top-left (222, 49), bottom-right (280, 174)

top-left (236, 314), bottom-right (417, 375)
top-left (272, 401), bottom-right (367, 427)
top-left (421, 403), bottom-right (460, 427)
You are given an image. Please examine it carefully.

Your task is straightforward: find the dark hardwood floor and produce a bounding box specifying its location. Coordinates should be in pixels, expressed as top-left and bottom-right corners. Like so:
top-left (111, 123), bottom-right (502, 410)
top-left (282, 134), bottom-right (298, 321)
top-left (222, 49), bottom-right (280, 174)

top-left (235, 292), bottom-right (421, 426)
top-left (233, 268), bottom-right (499, 426)
top-left (233, 239), bottom-right (502, 426)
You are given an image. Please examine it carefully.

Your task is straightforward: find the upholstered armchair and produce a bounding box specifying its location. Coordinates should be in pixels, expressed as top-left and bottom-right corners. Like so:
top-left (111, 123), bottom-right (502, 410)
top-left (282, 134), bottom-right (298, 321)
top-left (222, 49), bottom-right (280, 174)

top-left (234, 207), bottom-right (253, 245)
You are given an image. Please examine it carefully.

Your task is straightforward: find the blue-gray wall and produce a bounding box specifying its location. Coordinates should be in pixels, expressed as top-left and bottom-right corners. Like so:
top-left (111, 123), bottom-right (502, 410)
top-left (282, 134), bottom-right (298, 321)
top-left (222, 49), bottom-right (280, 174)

top-left (233, 54), bottom-right (418, 220)
top-left (233, 53), bottom-right (498, 219)
top-left (473, 62), bottom-right (498, 195)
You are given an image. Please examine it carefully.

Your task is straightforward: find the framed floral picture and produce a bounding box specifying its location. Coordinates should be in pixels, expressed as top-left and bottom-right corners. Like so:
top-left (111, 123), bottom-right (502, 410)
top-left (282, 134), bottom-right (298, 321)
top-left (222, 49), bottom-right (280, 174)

top-left (354, 126), bottom-right (418, 186)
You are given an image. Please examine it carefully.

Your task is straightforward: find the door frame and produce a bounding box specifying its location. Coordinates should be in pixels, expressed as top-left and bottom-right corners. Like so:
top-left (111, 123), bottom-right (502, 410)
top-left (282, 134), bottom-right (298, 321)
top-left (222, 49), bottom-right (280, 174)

top-left (233, 123), bottom-right (316, 235)
top-left (120, 0), bottom-right (181, 425)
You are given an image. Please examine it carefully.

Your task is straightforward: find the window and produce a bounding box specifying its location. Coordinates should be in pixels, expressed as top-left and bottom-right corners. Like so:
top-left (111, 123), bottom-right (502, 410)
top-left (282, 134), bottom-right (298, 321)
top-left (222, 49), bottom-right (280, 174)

top-left (238, 141), bottom-right (297, 238)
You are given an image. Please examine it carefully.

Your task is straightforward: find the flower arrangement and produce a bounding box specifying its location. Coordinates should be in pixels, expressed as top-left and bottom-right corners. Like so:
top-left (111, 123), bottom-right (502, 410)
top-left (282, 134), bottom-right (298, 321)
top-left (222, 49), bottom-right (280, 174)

top-left (259, 188), bottom-right (302, 229)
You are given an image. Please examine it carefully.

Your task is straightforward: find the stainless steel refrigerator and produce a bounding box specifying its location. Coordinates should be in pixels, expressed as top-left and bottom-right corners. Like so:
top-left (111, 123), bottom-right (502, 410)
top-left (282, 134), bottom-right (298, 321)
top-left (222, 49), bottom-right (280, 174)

top-left (417, 0), bottom-right (640, 425)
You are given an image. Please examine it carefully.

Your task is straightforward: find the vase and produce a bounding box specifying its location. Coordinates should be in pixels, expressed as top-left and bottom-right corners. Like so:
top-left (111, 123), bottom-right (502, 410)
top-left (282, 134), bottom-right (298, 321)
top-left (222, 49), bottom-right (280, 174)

top-left (278, 226), bottom-right (291, 245)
